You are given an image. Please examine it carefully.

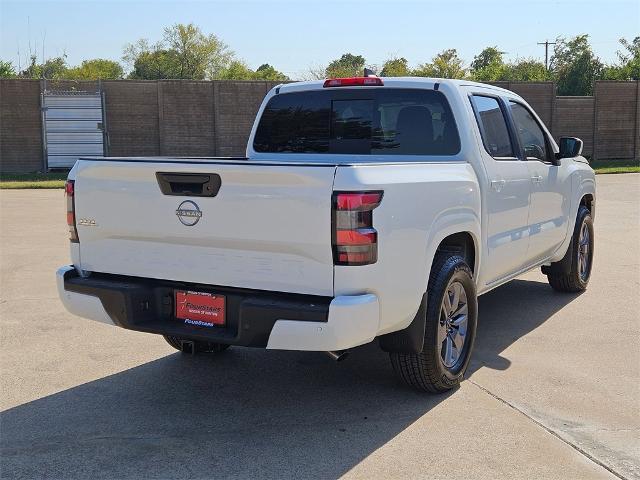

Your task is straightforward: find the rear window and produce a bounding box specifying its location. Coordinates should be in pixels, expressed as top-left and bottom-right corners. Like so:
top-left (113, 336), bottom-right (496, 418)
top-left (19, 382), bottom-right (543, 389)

top-left (253, 88), bottom-right (460, 156)
top-left (471, 95), bottom-right (515, 158)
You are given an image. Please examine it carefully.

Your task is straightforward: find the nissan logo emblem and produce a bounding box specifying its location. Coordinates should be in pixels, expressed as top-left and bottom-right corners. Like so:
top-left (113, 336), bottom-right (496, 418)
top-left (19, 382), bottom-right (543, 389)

top-left (175, 200), bottom-right (202, 226)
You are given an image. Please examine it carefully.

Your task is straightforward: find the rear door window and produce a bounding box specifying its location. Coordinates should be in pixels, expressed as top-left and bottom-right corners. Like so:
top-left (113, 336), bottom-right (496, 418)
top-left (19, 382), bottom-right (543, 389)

top-left (470, 95), bottom-right (515, 159)
top-left (253, 89), bottom-right (460, 156)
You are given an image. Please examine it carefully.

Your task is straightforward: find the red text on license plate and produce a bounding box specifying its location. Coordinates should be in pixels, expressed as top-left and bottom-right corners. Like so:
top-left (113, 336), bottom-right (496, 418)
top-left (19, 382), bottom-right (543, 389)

top-left (175, 290), bottom-right (225, 326)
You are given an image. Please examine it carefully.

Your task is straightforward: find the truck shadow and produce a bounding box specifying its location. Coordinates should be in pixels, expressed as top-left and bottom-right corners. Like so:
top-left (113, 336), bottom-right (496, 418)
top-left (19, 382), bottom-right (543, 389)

top-left (470, 278), bottom-right (582, 375)
top-left (0, 279), bottom-right (577, 479)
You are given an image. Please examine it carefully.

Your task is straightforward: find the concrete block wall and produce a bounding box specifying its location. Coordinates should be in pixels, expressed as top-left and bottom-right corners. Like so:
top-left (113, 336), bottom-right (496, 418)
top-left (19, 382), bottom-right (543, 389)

top-left (214, 81), bottom-right (279, 156)
top-left (103, 80), bottom-right (279, 159)
top-left (555, 97), bottom-right (595, 156)
top-left (0, 80), bottom-right (44, 173)
top-left (594, 81), bottom-right (639, 160)
top-left (1, 79), bottom-right (639, 173)
top-left (103, 81), bottom-right (160, 157)
top-left (158, 81), bottom-right (215, 156)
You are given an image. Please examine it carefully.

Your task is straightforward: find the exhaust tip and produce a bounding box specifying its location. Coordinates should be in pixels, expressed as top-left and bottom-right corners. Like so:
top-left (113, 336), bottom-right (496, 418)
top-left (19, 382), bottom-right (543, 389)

top-left (326, 350), bottom-right (350, 362)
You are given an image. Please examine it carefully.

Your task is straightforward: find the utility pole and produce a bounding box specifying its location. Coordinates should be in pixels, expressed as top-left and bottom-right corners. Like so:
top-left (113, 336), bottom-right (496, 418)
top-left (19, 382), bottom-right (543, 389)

top-left (537, 40), bottom-right (556, 70)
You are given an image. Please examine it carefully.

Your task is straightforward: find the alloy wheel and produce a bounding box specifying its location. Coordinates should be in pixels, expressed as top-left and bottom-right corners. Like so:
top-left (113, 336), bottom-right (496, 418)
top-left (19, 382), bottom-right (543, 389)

top-left (438, 280), bottom-right (469, 369)
top-left (578, 221), bottom-right (591, 282)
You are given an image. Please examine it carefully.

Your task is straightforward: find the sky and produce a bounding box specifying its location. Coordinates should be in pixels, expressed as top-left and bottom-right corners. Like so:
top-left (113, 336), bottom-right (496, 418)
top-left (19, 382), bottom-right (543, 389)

top-left (1, 0), bottom-right (638, 79)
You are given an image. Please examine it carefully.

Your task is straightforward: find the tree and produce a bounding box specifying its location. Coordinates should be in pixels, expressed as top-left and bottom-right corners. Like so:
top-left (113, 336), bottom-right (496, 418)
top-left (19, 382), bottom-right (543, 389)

top-left (380, 57), bottom-right (410, 77)
top-left (306, 65), bottom-right (327, 80)
top-left (123, 39), bottom-right (155, 70)
top-left (66, 59), bottom-right (124, 80)
top-left (619, 36), bottom-right (640, 59)
top-left (550, 35), bottom-right (602, 95)
top-left (470, 47), bottom-right (505, 81)
top-left (502, 58), bottom-right (549, 81)
top-left (253, 63), bottom-right (288, 81)
top-left (216, 60), bottom-right (256, 80)
top-left (20, 54), bottom-right (68, 79)
top-left (413, 49), bottom-right (465, 79)
top-left (602, 37), bottom-right (640, 80)
top-left (215, 61), bottom-right (289, 81)
top-left (163, 23), bottom-right (233, 79)
top-left (128, 48), bottom-right (182, 79)
top-left (325, 53), bottom-right (366, 78)
top-left (123, 23), bottom-right (233, 80)
top-left (0, 60), bottom-right (16, 78)
top-left (619, 36), bottom-right (640, 79)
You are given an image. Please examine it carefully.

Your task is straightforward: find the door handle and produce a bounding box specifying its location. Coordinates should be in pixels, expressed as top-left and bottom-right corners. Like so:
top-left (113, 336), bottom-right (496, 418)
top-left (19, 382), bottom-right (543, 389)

top-left (531, 174), bottom-right (543, 184)
top-left (490, 179), bottom-right (506, 192)
top-left (156, 172), bottom-right (222, 197)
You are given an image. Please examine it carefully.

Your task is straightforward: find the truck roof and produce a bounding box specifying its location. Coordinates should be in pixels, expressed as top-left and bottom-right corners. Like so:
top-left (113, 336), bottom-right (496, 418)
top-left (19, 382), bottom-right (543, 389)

top-left (276, 77), bottom-right (515, 96)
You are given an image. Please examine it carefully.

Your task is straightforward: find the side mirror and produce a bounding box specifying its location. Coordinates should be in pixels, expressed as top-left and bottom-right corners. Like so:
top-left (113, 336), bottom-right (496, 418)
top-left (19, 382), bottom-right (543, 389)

top-left (558, 137), bottom-right (583, 159)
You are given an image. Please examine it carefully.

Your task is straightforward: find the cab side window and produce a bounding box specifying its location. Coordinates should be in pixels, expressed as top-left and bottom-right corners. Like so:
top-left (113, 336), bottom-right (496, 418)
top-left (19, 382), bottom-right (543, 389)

top-left (471, 95), bottom-right (515, 159)
top-left (509, 101), bottom-right (549, 162)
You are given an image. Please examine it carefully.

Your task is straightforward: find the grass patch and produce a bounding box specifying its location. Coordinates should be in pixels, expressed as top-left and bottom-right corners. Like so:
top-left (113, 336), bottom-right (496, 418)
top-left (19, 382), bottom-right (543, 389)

top-left (590, 159), bottom-right (640, 174)
top-left (0, 173), bottom-right (67, 189)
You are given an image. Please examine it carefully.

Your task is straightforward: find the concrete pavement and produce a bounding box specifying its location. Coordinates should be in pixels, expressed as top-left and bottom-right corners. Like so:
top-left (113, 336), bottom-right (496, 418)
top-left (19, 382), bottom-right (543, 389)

top-left (0, 174), bottom-right (638, 479)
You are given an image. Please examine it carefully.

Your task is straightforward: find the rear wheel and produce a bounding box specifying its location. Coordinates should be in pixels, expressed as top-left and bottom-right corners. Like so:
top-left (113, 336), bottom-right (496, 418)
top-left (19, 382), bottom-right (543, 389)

top-left (390, 254), bottom-right (478, 393)
top-left (163, 335), bottom-right (230, 354)
top-left (545, 205), bottom-right (594, 293)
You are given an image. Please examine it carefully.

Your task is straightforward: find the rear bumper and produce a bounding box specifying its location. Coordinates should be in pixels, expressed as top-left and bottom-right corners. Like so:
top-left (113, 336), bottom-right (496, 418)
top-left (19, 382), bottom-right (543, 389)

top-left (56, 266), bottom-right (379, 351)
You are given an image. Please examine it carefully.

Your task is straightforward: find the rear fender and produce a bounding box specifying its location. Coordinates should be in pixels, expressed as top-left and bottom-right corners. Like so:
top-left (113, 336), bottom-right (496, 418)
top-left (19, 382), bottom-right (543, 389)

top-left (379, 211), bottom-right (480, 354)
top-left (332, 162), bottom-right (482, 338)
top-left (424, 209), bottom-right (481, 285)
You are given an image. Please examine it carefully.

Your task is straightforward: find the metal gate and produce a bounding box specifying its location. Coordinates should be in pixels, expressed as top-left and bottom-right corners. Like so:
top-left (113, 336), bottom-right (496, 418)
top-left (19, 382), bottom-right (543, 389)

top-left (42, 89), bottom-right (105, 169)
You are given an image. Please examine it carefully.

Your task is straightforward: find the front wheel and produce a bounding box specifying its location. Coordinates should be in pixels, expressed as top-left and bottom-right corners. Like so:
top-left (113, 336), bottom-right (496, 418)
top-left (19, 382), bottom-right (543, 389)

top-left (390, 254), bottom-right (478, 393)
top-left (545, 205), bottom-right (594, 293)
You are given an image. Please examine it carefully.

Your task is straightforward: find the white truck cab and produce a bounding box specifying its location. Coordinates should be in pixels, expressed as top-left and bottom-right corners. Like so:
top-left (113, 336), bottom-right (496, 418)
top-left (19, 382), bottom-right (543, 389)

top-left (57, 77), bottom-right (595, 392)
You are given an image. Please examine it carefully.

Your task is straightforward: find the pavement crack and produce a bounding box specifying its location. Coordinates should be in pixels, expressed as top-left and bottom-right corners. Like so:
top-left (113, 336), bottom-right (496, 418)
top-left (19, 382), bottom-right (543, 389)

top-left (468, 379), bottom-right (628, 480)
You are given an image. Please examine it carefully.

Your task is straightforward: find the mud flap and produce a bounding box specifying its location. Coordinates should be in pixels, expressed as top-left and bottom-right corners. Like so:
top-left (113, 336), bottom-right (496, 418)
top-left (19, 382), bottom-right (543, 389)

top-left (542, 239), bottom-right (574, 276)
top-left (378, 293), bottom-right (427, 354)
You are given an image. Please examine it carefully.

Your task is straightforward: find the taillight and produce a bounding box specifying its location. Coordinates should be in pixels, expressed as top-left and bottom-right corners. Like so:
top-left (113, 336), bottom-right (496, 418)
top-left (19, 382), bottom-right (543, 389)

top-left (332, 191), bottom-right (383, 266)
top-left (323, 77), bottom-right (384, 88)
top-left (65, 180), bottom-right (78, 243)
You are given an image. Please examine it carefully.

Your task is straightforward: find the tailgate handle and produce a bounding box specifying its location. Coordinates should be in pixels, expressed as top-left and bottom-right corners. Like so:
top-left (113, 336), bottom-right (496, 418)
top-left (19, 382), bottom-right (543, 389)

top-left (156, 172), bottom-right (221, 197)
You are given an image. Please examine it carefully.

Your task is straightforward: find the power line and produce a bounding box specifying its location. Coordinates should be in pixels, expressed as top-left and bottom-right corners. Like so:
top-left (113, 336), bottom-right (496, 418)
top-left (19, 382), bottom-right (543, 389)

top-left (537, 40), bottom-right (556, 70)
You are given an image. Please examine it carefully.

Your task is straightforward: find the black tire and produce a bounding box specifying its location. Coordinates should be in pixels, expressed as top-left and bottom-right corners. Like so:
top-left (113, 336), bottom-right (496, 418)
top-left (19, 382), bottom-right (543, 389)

top-left (390, 254), bottom-right (478, 393)
top-left (163, 335), bottom-right (230, 354)
top-left (545, 206), bottom-right (594, 293)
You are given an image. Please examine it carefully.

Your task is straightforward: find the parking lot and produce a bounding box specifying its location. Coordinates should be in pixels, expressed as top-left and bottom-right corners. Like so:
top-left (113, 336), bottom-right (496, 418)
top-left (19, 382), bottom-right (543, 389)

top-left (0, 174), bottom-right (638, 480)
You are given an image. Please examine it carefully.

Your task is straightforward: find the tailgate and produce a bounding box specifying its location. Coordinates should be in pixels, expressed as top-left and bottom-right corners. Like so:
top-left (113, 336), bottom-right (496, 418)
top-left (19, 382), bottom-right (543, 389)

top-left (73, 160), bottom-right (337, 296)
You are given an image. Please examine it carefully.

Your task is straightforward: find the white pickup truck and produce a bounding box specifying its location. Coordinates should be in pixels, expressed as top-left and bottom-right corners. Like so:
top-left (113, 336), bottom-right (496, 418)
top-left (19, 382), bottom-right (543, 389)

top-left (57, 76), bottom-right (595, 392)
